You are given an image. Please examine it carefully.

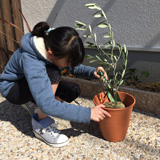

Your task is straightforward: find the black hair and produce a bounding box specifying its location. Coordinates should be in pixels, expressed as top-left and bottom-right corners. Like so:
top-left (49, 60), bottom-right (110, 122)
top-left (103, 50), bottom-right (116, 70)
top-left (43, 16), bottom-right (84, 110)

top-left (31, 22), bottom-right (85, 67)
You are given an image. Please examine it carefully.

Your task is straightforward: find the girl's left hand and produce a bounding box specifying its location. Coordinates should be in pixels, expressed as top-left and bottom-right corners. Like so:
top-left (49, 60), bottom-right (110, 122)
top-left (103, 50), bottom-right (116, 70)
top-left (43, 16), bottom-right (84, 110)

top-left (94, 66), bottom-right (108, 80)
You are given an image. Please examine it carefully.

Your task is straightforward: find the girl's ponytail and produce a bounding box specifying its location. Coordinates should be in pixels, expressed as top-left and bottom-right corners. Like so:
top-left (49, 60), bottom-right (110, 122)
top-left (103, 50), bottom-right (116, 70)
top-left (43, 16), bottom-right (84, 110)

top-left (31, 22), bottom-right (50, 37)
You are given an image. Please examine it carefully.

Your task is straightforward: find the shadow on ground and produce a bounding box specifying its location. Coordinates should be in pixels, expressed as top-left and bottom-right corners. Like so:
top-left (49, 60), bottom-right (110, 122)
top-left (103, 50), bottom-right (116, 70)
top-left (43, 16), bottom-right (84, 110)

top-left (61, 121), bottom-right (103, 139)
top-left (0, 100), bottom-right (103, 139)
top-left (0, 100), bottom-right (34, 137)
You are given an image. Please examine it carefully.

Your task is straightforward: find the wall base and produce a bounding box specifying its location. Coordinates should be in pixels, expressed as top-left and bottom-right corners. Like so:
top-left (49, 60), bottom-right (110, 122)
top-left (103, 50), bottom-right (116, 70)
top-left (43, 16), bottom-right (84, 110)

top-left (62, 76), bottom-right (160, 116)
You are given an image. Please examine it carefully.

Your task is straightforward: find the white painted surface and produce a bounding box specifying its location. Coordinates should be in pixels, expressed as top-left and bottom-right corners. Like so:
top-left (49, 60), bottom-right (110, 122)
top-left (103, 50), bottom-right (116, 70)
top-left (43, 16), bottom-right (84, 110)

top-left (21, 0), bottom-right (160, 50)
top-left (21, 0), bottom-right (160, 82)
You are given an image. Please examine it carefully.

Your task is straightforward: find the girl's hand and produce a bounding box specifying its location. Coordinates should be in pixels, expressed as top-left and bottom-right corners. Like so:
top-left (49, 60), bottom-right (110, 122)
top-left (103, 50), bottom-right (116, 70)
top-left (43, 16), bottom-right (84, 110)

top-left (90, 104), bottom-right (111, 122)
top-left (94, 66), bottom-right (108, 80)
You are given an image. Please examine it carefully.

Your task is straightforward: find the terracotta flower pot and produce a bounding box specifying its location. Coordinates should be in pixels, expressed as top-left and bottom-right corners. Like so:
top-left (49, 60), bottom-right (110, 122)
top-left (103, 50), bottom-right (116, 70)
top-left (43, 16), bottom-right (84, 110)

top-left (93, 91), bottom-right (136, 142)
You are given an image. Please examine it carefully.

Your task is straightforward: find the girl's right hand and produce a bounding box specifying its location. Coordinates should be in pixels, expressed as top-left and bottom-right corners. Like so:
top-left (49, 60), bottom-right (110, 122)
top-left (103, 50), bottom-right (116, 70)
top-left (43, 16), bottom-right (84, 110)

top-left (90, 104), bottom-right (111, 122)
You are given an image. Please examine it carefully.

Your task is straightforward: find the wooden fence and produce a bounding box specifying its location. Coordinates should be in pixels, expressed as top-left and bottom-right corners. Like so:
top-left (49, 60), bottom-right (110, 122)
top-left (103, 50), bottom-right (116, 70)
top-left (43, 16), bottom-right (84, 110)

top-left (0, 0), bottom-right (23, 72)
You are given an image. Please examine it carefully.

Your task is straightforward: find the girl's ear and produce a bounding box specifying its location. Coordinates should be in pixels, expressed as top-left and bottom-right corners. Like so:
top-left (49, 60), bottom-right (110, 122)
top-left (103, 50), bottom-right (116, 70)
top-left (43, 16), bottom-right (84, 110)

top-left (47, 49), bottom-right (54, 60)
top-left (47, 49), bottom-right (52, 55)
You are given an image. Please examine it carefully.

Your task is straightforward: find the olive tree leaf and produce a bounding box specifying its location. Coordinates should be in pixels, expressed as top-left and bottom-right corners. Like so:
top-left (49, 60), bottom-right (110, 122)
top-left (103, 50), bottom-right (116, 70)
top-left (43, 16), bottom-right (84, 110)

top-left (121, 70), bottom-right (126, 79)
top-left (93, 33), bottom-right (97, 42)
top-left (85, 54), bottom-right (95, 59)
top-left (89, 59), bottom-right (97, 63)
top-left (83, 34), bottom-right (92, 38)
top-left (112, 39), bottom-right (115, 49)
top-left (75, 21), bottom-right (86, 27)
top-left (104, 44), bottom-right (112, 48)
top-left (97, 22), bottom-right (108, 28)
top-left (75, 3), bottom-right (128, 93)
top-left (76, 28), bottom-right (87, 31)
top-left (124, 44), bottom-right (127, 53)
top-left (103, 35), bottom-right (110, 38)
top-left (85, 3), bottom-right (101, 10)
top-left (119, 80), bottom-right (124, 86)
top-left (86, 41), bottom-right (96, 48)
top-left (113, 55), bottom-right (118, 61)
top-left (93, 11), bottom-right (103, 18)
top-left (95, 55), bottom-right (103, 62)
top-left (88, 25), bottom-right (92, 33)
top-left (75, 21), bottom-right (88, 30)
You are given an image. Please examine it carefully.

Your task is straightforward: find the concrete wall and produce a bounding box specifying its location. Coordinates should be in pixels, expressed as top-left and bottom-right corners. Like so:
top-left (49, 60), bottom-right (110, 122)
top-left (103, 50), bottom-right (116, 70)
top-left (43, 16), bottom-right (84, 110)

top-left (21, 0), bottom-right (160, 82)
top-left (84, 48), bottom-right (160, 83)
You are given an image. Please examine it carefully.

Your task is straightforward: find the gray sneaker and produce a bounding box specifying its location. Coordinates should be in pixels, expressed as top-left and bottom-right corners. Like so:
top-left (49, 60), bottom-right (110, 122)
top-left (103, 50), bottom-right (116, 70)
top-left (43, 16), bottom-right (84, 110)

top-left (32, 114), bottom-right (69, 147)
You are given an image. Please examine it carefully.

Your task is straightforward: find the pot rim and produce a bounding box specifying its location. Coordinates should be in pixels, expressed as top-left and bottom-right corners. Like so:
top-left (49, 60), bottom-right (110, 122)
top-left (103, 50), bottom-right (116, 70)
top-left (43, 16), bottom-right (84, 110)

top-left (93, 91), bottom-right (136, 111)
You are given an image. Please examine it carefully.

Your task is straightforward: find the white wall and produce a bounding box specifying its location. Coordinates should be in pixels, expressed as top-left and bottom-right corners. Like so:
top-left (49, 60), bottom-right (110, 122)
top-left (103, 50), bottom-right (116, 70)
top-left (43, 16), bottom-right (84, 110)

top-left (21, 0), bottom-right (160, 51)
top-left (21, 0), bottom-right (160, 82)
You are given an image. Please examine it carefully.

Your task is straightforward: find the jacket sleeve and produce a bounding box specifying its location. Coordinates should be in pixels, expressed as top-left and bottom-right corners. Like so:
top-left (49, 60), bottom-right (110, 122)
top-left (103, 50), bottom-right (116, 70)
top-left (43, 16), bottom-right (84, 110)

top-left (69, 64), bottom-right (96, 79)
top-left (22, 53), bottom-right (91, 124)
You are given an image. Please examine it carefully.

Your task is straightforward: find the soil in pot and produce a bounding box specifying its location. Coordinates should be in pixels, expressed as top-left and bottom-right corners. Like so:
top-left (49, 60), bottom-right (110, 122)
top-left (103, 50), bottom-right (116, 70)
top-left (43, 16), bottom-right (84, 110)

top-left (104, 101), bottom-right (125, 109)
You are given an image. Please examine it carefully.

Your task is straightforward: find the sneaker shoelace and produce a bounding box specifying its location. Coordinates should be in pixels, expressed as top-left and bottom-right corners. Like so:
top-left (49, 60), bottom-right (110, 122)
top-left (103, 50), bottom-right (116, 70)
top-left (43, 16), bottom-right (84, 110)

top-left (42, 123), bottom-right (60, 137)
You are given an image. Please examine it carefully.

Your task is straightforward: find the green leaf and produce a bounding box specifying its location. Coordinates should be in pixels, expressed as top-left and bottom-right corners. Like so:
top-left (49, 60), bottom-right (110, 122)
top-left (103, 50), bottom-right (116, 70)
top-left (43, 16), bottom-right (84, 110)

top-left (103, 35), bottom-right (110, 38)
top-left (94, 13), bottom-right (103, 18)
top-left (112, 39), bottom-right (115, 48)
top-left (122, 51), bottom-right (126, 59)
top-left (85, 3), bottom-right (100, 10)
top-left (94, 33), bottom-right (97, 42)
top-left (104, 59), bottom-right (108, 62)
top-left (126, 50), bottom-right (128, 57)
top-left (97, 23), bottom-right (108, 28)
top-left (113, 55), bottom-right (118, 61)
top-left (124, 44), bottom-right (127, 53)
top-left (89, 59), bottom-right (97, 63)
top-left (75, 21), bottom-right (86, 26)
top-left (115, 72), bottom-right (118, 79)
top-left (88, 25), bottom-right (92, 33)
top-left (104, 44), bottom-right (111, 48)
top-left (121, 70), bottom-right (126, 78)
top-left (85, 3), bottom-right (96, 7)
top-left (86, 41), bottom-right (96, 48)
top-left (124, 59), bottom-right (127, 67)
top-left (75, 21), bottom-right (88, 31)
top-left (93, 11), bottom-right (103, 18)
top-left (86, 41), bottom-right (94, 45)
top-left (76, 28), bottom-right (87, 31)
top-left (119, 80), bottom-right (124, 86)
top-left (104, 52), bottom-right (112, 56)
top-left (83, 34), bottom-right (92, 38)
top-left (98, 61), bottom-right (110, 66)
top-left (95, 55), bottom-right (102, 61)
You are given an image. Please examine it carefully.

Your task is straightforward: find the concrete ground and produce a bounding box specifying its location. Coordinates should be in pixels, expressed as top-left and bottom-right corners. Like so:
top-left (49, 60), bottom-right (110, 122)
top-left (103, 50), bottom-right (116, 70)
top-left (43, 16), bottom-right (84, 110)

top-left (0, 95), bottom-right (159, 160)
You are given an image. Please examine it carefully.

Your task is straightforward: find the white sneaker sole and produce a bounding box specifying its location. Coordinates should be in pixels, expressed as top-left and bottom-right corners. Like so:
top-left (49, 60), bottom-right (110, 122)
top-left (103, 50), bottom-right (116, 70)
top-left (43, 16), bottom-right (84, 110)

top-left (33, 130), bottom-right (69, 147)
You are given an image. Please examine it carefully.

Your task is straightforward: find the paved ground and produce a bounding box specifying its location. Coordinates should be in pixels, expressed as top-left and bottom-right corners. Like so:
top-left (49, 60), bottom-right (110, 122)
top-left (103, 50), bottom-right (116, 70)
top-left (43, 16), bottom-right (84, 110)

top-left (0, 95), bottom-right (159, 160)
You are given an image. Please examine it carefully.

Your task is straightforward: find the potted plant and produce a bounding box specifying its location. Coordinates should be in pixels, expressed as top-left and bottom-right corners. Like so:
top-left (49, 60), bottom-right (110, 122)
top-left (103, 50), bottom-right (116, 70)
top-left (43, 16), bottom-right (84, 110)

top-left (75, 3), bottom-right (136, 142)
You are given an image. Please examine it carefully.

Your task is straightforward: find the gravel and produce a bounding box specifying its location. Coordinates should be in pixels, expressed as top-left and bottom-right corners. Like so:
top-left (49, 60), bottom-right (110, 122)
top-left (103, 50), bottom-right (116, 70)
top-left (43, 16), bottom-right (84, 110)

top-left (0, 95), bottom-right (159, 160)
